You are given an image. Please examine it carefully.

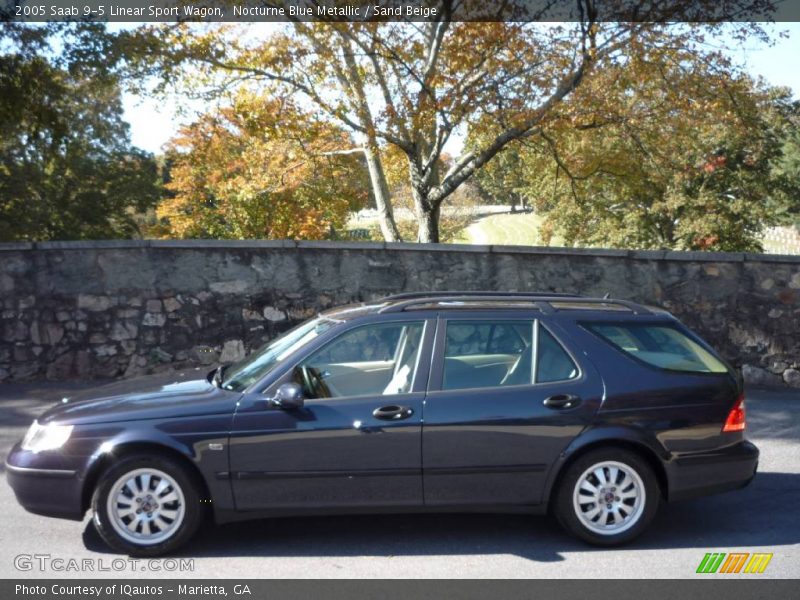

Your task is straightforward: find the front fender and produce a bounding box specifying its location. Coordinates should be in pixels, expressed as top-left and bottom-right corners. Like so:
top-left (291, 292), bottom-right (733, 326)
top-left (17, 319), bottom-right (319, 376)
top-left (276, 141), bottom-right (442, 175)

top-left (78, 415), bottom-right (235, 518)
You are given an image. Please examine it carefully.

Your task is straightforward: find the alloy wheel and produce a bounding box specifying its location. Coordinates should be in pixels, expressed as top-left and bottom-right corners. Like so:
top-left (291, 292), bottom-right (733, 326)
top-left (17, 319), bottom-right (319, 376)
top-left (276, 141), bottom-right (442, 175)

top-left (572, 460), bottom-right (646, 535)
top-left (106, 467), bottom-right (186, 545)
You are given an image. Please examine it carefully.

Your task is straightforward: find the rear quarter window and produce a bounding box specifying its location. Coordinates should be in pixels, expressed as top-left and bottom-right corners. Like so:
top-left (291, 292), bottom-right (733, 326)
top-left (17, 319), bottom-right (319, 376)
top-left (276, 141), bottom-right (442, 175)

top-left (537, 327), bottom-right (579, 383)
top-left (586, 323), bottom-right (729, 374)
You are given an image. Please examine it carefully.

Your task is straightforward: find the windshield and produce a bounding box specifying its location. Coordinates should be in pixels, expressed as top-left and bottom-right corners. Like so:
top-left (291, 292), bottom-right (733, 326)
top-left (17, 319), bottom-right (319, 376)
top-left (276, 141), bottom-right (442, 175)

top-left (219, 317), bottom-right (339, 392)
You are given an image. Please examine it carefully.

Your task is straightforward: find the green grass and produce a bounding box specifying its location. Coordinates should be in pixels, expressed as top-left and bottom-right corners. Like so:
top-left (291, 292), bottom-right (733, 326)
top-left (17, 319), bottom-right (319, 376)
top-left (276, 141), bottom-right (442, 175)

top-left (461, 212), bottom-right (564, 247)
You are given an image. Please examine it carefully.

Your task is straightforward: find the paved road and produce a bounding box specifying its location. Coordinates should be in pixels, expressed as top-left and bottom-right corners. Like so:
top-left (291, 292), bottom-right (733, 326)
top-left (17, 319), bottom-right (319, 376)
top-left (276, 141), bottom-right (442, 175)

top-left (0, 382), bottom-right (798, 579)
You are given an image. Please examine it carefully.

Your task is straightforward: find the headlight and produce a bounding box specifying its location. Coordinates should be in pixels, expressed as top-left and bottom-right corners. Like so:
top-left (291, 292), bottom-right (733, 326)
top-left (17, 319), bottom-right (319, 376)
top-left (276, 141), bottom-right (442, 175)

top-left (21, 421), bottom-right (73, 453)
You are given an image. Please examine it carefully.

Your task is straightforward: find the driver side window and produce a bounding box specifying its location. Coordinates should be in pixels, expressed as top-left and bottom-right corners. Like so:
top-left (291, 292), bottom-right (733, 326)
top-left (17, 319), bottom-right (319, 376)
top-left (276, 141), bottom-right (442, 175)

top-left (295, 321), bottom-right (425, 399)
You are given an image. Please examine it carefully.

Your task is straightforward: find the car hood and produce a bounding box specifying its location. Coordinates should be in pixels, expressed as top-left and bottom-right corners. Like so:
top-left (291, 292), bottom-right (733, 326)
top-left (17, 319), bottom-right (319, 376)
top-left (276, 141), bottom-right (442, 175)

top-left (38, 369), bottom-right (241, 426)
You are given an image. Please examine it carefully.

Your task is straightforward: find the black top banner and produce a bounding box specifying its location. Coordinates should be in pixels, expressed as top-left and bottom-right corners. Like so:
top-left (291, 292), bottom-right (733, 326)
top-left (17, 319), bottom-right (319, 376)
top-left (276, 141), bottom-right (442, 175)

top-left (3, 0), bottom-right (797, 23)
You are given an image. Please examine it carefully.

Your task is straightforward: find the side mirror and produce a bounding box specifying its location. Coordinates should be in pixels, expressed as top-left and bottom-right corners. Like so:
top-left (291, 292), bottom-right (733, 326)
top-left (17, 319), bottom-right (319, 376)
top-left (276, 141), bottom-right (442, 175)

top-left (268, 382), bottom-right (305, 410)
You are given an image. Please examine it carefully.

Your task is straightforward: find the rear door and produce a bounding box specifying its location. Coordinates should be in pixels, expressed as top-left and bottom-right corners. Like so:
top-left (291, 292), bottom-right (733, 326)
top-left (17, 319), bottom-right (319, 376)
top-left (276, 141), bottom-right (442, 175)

top-left (422, 315), bottom-right (604, 507)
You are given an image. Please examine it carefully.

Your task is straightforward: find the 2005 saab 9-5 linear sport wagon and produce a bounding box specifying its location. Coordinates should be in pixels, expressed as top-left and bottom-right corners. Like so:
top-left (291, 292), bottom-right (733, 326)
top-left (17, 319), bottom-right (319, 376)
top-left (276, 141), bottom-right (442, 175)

top-left (6, 292), bottom-right (759, 556)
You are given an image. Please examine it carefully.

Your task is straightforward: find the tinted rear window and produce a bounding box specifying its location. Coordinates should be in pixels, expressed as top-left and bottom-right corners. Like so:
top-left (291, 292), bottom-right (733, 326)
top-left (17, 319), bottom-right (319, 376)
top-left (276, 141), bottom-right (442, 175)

top-left (587, 323), bottom-right (729, 374)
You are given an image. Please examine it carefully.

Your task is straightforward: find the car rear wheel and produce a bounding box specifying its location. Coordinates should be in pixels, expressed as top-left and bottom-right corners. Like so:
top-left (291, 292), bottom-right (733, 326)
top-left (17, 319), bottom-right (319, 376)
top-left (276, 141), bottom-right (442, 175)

top-left (554, 448), bottom-right (660, 546)
top-left (91, 454), bottom-right (202, 556)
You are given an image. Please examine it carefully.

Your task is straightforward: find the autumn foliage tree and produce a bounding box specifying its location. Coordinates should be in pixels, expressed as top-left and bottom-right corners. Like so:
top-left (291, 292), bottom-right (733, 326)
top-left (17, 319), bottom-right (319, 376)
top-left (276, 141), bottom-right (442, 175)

top-left (119, 0), bottom-right (778, 243)
top-left (155, 91), bottom-right (369, 240)
top-left (472, 51), bottom-right (800, 252)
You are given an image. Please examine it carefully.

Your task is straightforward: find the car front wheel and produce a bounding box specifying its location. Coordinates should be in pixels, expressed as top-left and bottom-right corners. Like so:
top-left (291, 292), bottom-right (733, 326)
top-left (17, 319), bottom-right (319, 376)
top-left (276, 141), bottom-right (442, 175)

top-left (91, 454), bottom-right (202, 556)
top-left (554, 448), bottom-right (660, 546)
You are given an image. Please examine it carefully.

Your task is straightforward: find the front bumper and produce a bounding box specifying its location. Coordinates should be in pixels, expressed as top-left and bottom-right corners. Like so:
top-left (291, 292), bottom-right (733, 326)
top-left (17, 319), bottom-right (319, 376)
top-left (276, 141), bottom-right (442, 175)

top-left (666, 440), bottom-right (759, 502)
top-left (5, 443), bottom-right (86, 521)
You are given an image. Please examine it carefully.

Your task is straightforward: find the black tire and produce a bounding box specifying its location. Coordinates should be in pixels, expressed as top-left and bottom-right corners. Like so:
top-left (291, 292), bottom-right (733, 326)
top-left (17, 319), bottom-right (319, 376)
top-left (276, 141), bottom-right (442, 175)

top-left (554, 447), bottom-right (660, 546)
top-left (91, 453), bottom-right (203, 557)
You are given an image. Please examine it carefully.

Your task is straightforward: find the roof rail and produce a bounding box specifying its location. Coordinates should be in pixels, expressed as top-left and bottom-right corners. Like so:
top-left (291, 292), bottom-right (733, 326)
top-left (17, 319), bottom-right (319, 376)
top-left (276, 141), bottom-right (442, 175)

top-left (546, 298), bottom-right (651, 315)
top-left (377, 296), bottom-right (541, 313)
top-left (377, 294), bottom-right (651, 315)
top-left (379, 290), bottom-right (582, 302)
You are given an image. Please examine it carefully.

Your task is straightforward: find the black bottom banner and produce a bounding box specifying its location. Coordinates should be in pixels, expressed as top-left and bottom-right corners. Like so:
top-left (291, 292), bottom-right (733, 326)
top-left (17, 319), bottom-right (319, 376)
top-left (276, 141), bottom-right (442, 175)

top-left (1, 580), bottom-right (797, 600)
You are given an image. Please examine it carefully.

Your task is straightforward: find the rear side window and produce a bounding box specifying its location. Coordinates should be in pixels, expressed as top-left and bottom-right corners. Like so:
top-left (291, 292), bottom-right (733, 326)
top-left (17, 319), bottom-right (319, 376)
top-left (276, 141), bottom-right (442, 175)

top-left (440, 320), bottom-right (579, 390)
top-left (444, 322), bottom-right (527, 356)
top-left (443, 321), bottom-right (532, 390)
top-left (587, 323), bottom-right (728, 373)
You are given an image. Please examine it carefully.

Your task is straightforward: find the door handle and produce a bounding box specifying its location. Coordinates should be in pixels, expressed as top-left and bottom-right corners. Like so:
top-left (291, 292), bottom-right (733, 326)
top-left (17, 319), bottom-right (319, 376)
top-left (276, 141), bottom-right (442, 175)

top-left (543, 394), bottom-right (581, 409)
top-left (372, 405), bottom-right (414, 421)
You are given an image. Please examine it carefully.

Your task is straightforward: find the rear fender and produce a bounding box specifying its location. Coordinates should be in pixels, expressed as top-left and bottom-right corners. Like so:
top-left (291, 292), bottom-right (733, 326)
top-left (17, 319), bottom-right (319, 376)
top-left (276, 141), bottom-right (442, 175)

top-left (540, 425), bottom-right (670, 508)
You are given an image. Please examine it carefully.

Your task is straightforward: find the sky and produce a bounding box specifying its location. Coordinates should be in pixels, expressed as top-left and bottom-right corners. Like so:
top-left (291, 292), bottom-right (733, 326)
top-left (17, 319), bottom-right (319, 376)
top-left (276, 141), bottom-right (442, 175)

top-left (122, 22), bottom-right (800, 156)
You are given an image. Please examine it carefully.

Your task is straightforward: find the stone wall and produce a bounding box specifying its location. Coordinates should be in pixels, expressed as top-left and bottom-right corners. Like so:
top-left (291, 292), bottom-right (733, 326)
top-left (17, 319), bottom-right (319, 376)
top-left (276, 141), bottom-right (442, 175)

top-left (1, 240), bottom-right (799, 387)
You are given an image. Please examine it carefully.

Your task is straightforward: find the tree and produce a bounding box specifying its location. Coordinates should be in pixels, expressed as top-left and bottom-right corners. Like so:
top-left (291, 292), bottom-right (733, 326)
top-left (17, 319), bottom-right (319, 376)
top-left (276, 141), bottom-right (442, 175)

top-left (0, 24), bottom-right (161, 242)
top-left (155, 90), bottom-right (370, 239)
top-left (485, 69), bottom-right (800, 251)
top-left (772, 100), bottom-right (800, 227)
top-left (471, 145), bottom-right (530, 212)
top-left (120, 1), bottom-right (776, 242)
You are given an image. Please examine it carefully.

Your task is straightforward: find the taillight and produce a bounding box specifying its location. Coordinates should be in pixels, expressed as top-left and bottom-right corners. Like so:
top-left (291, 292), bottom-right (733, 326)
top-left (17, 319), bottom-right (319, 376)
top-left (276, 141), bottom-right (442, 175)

top-left (722, 394), bottom-right (746, 432)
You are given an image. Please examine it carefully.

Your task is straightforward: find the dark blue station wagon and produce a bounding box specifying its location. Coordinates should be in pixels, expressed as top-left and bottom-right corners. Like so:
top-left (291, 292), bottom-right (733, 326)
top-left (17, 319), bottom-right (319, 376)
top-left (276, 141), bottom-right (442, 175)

top-left (6, 292), bottom-right (759, 555)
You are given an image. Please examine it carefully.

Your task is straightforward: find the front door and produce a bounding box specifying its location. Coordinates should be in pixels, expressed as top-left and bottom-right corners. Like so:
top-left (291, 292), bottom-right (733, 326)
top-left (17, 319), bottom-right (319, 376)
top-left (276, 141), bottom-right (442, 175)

top-left (229, 318), bottom-right (433, 511)
top-left (422, 316), bottom-right (603, 507)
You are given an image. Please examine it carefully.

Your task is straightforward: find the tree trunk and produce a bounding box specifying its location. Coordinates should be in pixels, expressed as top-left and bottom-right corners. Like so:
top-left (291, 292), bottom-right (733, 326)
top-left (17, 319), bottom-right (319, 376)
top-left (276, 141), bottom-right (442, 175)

top-left (417, 203), bottom-right (440, 243)
top-left (411, 183), bottom-right (440, 243)
top-left (408, 159), bottom-right (441, 243)
top-left (362, 143), bottom-right (402, 242)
